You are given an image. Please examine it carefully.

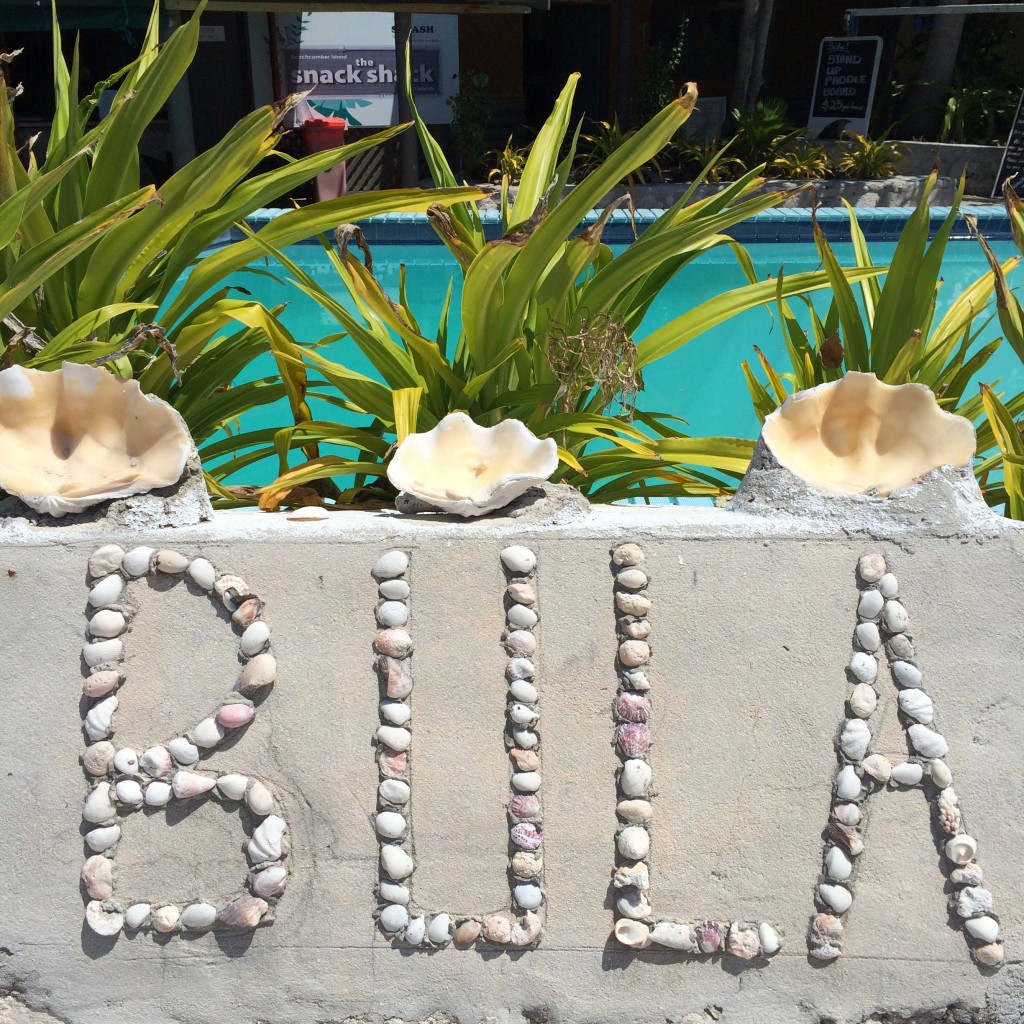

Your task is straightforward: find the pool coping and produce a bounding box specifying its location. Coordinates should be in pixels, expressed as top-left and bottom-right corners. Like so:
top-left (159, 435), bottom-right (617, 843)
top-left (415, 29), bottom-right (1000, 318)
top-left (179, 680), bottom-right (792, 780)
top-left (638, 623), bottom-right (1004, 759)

top-left (231, 203), bottom-right (1014, 248)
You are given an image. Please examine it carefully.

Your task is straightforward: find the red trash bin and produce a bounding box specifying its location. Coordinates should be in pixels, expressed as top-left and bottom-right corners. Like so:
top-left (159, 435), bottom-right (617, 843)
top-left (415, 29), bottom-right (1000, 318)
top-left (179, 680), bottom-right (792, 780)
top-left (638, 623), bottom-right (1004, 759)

top-left (300, 116), bottom-right (348, 201)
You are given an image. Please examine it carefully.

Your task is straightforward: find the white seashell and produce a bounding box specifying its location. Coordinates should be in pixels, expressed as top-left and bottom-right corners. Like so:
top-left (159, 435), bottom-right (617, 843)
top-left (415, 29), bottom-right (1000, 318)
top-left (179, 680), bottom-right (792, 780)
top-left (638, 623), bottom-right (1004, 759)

top-left (617, 799), bottom-right (653, 824)
top-left (379, 578), bottom-right (410, 600)
top-left (154, 550), bottom-right (189, 574)
top-left (251, 863), bottom-right (288, 898)
top-left (214, 574), bottom-right (251, 609)
top-left (511, 851), bottom-right (543, 878)
top-left (0, 363), bottom-right (191, 516)
top-left (879, 573), bottom-right (899, 598)
top-left (379, 779), bottom-right (411, 805)
top-left (849, 683), bottom-right (877, 719)
top-left (848, 652), bottom-right (877, 683)
top-left (759, 373), bottom-right (975, 495)
top-left (840, 718), bottom-right (871, 761)
top-left (509, 703), bottom-right (539, 726)
top-left (89, 610), bottom-right (126, 639)
top-left (882, 600), bottom-right (909, 633)
top-left (372, 550), bottom-right (410, 579)
top-left (405, 916), bottom-right (426, 945)
top-left (835, 765), bottom-right (861, 800)
top-left (286, 505), bottom-right (329, 521)
top-left (649, 921), bottom-right (697, 951)
top-left (122, 546), bottom-right (154, 577)
top-left (376, 812), bottom-right (408, 839)
top-left (380, 844), bottom-right (414, 880)
top-left (187, 558), bottom-right (217, 590)
top-left (614, 862), bottom-right (650, 891)
top-left (144, 781), bottom-right (171, 807)
top-left (388, 413), bottom-right (558, 517)
top-left (376, 700), bottom-right (410, 729)
top-left (83, 782), bottom-right (117, 823)
top-left (167, 737), bottom-right (200, 765)
top-left (83, 692), bottom-right (117, 741)
top-left (248, 815), bottom-right (288, 864)
top-left (614, 918), bottom-right (652, 949)
top-left (172, 772), bottom-right (216, 799)
top-left (833, 802), bottom-right (861, 826)
top-left (151, 906), bottom-right (180, 933)
top-left (513, 883), bottom-right (543, 910)
top-left (240, 621), bottom-right (270, 656)
top-left (376, 601), bottom-right (409, 628)
top-left (192, 717), bottom-right (225, 749)
top-left (758, 922), bottom-right (783, 956)
top-left (965, 916), bottom-right (1000, 943)
top-left (427, 913), bottom-right (452, 944)
top-left (139, 746), bottom-right (172, 778)
top-left (85, 901), bottom-right (123, 936)
top-left (930, 758), bottom-right (953, 789)
top-left (235, 654), bottom-right (278, 699)
top-left (124, 903), bottom-right (151, 930)
top-left (617, 825), bottom-right (650, 860)
top-left (88, 575), bottom-right (124, 610)
top-left (378, 880), bottom-right (410, 905)
top-left (501, 545), bottom-right (537, 574)
top-left (892, 660), bottom-right (923, 688)
top-left (819, 883), bottom-right (853, 914)
top-left (507, 604), bottom-right (539, 629)
top-left (83, 639), bottom-right (123, 669)
top-left (612, 543), bottom-right (645, 567)
top-left (956, 886), bottom-right (994, 919)
top-left (616, 592), bottom-right (652, 616)
top-left (825, 846), bottom-right (853, 881)
top-left (380, 904), bottom-right (409, 934)
top-left (861, 753), bottom-right (891, 782)
top-left (82, 741), bottom-right (115, 776)
top-left (240, 781), bottom-right (272, 816)
top-left (616, 889), bottom-right (651, 920)
top-left (509, 679), bottom-right (538, 703)
top-left (854, 622), bottom-right (880, 652)
top-left (112, 747), bottom-right (138, 775)
top-left (512, 727), bottom-right (538, 749)
top-left (620, 759), bottom-right (652, 797)
top-left (616, 568), bottom-right (648, 590)
top-left (898, 688), bottom-right (934, 724)
top-left (89, 544), bottom-right (125, 577)
top-left (376, 725), bottom-right (411, 752)
top-left (945, 834), bottom-right (978, 865)
top-left (115, 779), bottom-right (143, 805)
top-left (215, 773), bottom-right (249, 802)
top-left (512, 771), bottom-right (542, 793)
top-left (858, 590), bottom-right (883, 619)
top-left (858, 553), bottom-right (887, 583)
top-left (908, 723), bottom-right (948, 758)
top-left (85, 825), bottom-right (121, 852)
top-left (890, 762), bottom-right (924, 786)
top-left (179, 903), bottom-right (217, 930)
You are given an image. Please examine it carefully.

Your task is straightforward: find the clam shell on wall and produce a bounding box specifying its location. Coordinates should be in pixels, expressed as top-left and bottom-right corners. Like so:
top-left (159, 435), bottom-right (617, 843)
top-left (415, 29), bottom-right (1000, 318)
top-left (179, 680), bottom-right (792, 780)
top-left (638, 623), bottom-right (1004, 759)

top-left (0, 362), bottom-right (191, 517)
top-left (386, 412), bottom-right (559, 517)
top-left (759, 372), bottom-right (975, 496)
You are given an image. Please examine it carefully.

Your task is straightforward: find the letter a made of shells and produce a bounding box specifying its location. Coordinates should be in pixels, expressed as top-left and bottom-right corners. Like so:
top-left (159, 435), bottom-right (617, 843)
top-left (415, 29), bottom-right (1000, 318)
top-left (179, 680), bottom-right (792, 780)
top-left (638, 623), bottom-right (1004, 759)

top-left (609, 543), bottom-right (783, 958)
top-left (809, 554), bottom-right (1003, 968)
top-left (80, 544), bottom-right (289, 938)
top-left (371, 546), bottom-right (544, 948)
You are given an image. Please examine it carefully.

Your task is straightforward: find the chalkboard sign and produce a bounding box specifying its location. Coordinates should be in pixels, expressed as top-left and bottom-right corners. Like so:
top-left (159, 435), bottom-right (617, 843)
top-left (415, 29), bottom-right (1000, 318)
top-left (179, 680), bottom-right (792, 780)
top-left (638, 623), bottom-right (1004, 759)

top-left (993, 89), bottom-right (1024, 197)
top-left (807, 36), bottom-right (882, 140)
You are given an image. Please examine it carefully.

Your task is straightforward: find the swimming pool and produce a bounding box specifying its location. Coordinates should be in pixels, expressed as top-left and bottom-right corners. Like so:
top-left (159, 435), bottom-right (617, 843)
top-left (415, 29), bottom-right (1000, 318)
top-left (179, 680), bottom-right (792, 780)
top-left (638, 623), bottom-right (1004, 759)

top-left (195, 236), bottom-right (1024, 486)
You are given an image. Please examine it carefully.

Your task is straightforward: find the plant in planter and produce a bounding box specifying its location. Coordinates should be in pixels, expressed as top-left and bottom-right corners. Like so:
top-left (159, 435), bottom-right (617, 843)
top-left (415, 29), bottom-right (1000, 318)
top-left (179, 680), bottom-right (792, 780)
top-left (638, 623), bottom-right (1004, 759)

top-left (832, 132), bottom-right (905, 180)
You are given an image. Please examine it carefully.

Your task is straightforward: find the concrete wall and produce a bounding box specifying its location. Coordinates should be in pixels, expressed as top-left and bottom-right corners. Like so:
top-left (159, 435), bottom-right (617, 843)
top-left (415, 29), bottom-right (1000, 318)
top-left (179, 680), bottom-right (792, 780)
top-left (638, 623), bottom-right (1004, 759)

top-left (2, 507), bottom-right (1024, 1024)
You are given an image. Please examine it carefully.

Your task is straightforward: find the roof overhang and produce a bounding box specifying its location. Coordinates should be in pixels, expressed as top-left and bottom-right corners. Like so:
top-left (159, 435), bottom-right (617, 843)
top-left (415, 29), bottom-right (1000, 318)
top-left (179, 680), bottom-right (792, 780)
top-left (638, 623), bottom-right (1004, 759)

top-left (166, 0), bottom-right (548, 10)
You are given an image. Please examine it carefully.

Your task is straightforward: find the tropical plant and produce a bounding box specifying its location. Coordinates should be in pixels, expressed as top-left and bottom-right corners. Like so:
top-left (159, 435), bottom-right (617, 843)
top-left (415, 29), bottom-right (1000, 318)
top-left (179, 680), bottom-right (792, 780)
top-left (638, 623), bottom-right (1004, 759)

top-left (770, 140), bottom-right (831, 180)
top-left (446, 71), bottom-right (492, 179)
top-left (486, 134), bottom-right (533, 185)
top-left (833, 132), bottom-right (904, 180)
top-left (937, 82), bottom-right (1017, 146)
top-left (0, 1), bottom-right (484, 504)
top-left (668, 136), bottom-right (744, 183)
top-left (244, 66), bottom-right (883, 510)
top-left (632, 17), bottom-right (689, 127)
top-left (575, 116), bottom-right (664, 186)
top-left (730, 98), bottom-right (800, 170)
top-left (740, 171), bottom-right (1024, 516)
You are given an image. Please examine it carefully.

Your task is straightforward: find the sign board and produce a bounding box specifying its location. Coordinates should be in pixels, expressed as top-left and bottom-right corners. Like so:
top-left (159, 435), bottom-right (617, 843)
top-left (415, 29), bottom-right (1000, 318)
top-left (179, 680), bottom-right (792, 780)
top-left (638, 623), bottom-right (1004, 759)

top-left (807, 36), bottom-right (882, 139)
top-left (276, 12), bottom-right (458, 126)
top-left (993, 88), bottom-right (1024, 197)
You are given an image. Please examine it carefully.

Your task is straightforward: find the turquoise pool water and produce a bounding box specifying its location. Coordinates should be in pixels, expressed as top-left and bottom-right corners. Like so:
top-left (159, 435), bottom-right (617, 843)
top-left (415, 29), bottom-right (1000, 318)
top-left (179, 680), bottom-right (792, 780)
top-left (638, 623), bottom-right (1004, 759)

top-left (199, 238), bottom-right (1023, 485)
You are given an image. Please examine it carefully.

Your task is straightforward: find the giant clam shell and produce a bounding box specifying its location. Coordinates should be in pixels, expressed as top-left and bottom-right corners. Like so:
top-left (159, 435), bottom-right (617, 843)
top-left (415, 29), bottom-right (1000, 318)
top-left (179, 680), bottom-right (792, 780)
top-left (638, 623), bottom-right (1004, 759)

top-left (0, 362), bottom-right (191, 517)
top-left (387, 412), bottom-right (558, 517)
top-left (758, 372), bottom-right (975, 496)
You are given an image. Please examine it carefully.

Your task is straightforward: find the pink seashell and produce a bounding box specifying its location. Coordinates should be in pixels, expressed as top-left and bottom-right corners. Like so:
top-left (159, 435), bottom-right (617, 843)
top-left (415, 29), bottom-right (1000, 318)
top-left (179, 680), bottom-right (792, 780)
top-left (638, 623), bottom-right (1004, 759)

top-left (83, 670), bottom-right (122, 698)
top-left (509, 794), bottom-right (541, 821)
top-left (171, 771), bottom-right (218, 799)
top-left (374, 629), bottom-right (413, 658)
top-left (483, 914), bottom-right (512, 944)
top-left (617, 723), bottom-right (650, 757)
top-left (618, 617), bottom-right (651, 640)
top-left (379, 748), bottom-right (408, 777)
top-left (249, 863), bottom-right (288, 899)
top-left (216, 894), bottom-right (268, 930)
top-left (503, 630), bottom-right (537, 657)
top-left (695, 919), bottom-right (724, 954)
top-left (377, 656), bottom-right (413, 699)
top-left (510, 822), bottom-right (543, 851)
top-left (217, 702), bottom-right (255, 729)
top-left (231, 597), bottom-right (263, 629)
top-left (81, 855), bottom-right (113, 900)
top-left (616, 693), bottom-right (651, 723)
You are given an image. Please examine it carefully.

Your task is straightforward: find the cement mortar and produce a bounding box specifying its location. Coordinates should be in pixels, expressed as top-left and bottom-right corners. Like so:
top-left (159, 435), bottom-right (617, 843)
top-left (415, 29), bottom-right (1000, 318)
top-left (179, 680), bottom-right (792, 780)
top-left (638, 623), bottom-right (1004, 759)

top-left (2, 506), bottom-right (1024, 1024)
